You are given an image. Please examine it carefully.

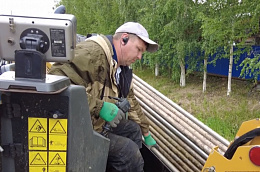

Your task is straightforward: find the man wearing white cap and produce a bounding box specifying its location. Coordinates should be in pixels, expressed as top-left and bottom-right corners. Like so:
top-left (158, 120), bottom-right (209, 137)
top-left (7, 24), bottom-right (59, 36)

top-left (49, 22), bottom-right (158, 171)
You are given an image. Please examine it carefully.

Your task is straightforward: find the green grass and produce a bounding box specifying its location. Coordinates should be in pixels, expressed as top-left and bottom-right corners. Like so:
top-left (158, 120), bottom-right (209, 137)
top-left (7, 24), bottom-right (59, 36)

top-left (133, 68), bottom-right (260, 141)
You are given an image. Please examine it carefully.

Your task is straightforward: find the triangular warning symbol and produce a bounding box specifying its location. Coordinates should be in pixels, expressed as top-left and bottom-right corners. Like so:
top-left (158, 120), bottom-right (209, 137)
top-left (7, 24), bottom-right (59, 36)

top-left (30, 153), bottom-right (46, 165)
top-left (50, 121), bottom-right (66, 134)
top-left (29, 119), bottom-right (46, 133)
top-left (50, 153), bottom-right (65, 165)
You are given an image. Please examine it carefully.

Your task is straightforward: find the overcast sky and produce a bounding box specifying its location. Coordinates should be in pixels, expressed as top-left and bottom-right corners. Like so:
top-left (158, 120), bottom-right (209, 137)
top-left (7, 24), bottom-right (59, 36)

top-left (0, 0), bottom-right (57, 15)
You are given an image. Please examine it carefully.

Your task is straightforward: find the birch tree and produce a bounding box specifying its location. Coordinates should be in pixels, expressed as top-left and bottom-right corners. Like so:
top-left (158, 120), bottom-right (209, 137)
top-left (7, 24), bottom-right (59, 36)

top-left (238, 0), bottom-right (260, 81)
top-left (173, 0), bottom-right (201, 87)
top-left (198, 0), bottom-right (259, 95)
top-left (142, 0), bottom-right (201, 85)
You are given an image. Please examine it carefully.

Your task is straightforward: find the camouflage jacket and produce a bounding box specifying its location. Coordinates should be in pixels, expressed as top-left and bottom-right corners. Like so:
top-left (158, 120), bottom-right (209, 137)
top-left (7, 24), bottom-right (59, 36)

top-left (49, 34), bottom-right (149, 134)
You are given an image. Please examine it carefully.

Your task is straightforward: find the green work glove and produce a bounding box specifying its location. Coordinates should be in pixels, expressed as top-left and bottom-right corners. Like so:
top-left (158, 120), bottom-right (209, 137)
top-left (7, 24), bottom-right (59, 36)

top-left (144, 133), bottom-right (157, 148)
top-left (99, 102), bottom-right (126, 128)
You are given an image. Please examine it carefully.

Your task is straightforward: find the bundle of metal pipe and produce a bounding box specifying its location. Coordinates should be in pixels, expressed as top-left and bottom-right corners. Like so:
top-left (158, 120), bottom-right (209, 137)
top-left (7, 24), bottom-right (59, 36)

top-left (133, 74), bottom-right (230, 171)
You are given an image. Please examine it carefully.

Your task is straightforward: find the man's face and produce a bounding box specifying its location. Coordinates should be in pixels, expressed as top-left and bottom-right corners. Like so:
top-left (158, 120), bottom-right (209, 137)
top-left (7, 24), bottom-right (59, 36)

top-left (121, 35), bottom-right (147, 66)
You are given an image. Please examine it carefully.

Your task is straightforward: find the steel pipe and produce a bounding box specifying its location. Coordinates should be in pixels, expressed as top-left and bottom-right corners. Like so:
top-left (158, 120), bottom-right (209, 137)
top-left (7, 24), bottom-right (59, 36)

top-left (134, 79), bottom-right (227, 153)
top-left (136, 97), bottom-right (208, 159)
top-left (144, 108), bottom-right (206, 165)
top-left (135, 88), bottom-right (212, 154)
top-left (150, 126), bottom-right (201, 172)
top-left (150, 147), bottom-right (180, 172)
top-left (132, 74), bottom-right (231, 171)
top-left (133, 74), bottom-right (230, 147)
top-left (147, 116), bottom-right (204, 170)
top-left (151, 134), bottom-right (188, 172)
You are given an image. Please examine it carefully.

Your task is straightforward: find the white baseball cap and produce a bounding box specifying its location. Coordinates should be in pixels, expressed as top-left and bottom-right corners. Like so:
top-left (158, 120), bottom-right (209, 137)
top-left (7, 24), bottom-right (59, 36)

top-left (115, 22), bottom-right (159, 52)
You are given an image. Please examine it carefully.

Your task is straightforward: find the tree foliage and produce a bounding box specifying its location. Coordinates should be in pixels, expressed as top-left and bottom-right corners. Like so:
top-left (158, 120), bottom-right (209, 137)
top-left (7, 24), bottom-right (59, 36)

top-left (59, 0), bottom-right (260, 86)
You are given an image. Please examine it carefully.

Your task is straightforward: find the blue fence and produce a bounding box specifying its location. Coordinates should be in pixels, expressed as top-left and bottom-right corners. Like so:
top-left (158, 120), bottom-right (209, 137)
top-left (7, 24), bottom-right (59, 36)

top-left (207, 46), bottom-right (260, 80)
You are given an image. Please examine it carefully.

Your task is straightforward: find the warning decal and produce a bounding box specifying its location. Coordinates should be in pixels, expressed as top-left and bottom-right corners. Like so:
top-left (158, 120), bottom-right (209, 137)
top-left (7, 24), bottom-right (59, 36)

top-left (29, 151), bottom-right (47, 172)
top-left (29, 167), bottom-right (48, 172)
top-left (29, 151), bottom-right (47, 166)
top-left (29, 136), bottom-right (46, 147)
top-left (28, 118), bottom-right (67, 172)
top-left (28, 118), bottom-right (47, 151)
top-left (30, 153), bottom-right (46, 165)
top-left (49, 167), bottom-right (66, 172)
top-left (50, 120), bottom-right (66, 134)
top-left (49, 119), bottom-right (67, 151)
top-left (30, 119), bottom-right (46, 133)
top-left (48, 151), bottom-right (66, 172)
top-left (49, 153), bottom-right (66, 165)
top-left (49, 135), bottom-right (67, 151)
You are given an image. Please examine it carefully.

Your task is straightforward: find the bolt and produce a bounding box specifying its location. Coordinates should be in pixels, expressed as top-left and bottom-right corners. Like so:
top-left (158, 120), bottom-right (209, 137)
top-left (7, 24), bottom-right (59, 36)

top-left (53, 113), bottom-right (58, 119)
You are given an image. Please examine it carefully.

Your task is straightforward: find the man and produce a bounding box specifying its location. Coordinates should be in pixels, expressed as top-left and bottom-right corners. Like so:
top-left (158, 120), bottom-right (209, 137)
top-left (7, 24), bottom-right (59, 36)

top-left (49, 22), bottom-right (158, 171)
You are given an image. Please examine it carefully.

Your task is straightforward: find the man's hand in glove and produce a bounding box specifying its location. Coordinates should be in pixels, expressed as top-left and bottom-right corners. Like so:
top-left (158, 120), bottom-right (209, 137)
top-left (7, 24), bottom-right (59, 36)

top-left (144, 132), bottom-right (158, 149)
top-left (99, 102), bottom-right (127, 127)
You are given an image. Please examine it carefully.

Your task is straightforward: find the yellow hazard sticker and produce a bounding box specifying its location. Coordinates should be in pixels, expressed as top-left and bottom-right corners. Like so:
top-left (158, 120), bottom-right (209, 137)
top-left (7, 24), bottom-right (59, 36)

top-left (49, 167), bottom-right (66, 172)
top-left (49, 151), bottom-right (66, 172)
top-left (49, 135), bottom-right (67, 151)
top-left (28, 118), bottom-right (47, 150)
top-left (49, 119), bottom-right (67, 151)
top-left (49, 152), bottom-right (66, 166)
top-left (28, 117), bottom-right (68, 171)
top-left (29, 166), bottom-right (48, 172)
top-left (49, 119), bottom-right (67, 134)
top-left (29, 151), bottom-right (47, 171)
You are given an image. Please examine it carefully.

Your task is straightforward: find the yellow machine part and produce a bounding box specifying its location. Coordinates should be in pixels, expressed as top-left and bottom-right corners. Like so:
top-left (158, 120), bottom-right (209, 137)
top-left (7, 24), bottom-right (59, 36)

top-left (202, 118), bottom-right (260, 172)
top-left (46, 62), bottom-right (53, 73)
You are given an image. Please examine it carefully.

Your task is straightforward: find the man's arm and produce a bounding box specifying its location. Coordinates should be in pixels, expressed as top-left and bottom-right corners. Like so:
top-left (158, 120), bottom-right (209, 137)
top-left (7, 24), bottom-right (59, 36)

top-left (49, 41), bottom-right (107, 118)
top-left (127, 84), bottom-right (157, 147)
top-left (127, 85), bottom-right (149, 134)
